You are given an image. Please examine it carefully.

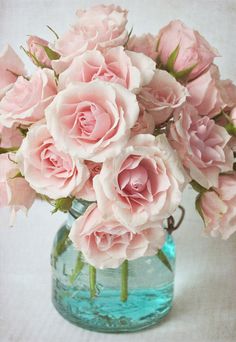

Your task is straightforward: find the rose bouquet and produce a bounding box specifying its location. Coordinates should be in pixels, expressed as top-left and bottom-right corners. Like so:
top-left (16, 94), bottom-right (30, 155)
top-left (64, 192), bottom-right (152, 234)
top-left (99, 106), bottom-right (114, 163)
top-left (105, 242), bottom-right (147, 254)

top-left (1, 3), bottom-right (236, 332)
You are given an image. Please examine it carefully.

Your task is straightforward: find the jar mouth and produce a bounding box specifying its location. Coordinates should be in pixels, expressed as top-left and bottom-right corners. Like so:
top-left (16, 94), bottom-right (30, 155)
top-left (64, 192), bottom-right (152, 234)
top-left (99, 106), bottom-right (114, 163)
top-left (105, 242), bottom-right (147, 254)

top-left (68, 198), bottom-right (95, 220)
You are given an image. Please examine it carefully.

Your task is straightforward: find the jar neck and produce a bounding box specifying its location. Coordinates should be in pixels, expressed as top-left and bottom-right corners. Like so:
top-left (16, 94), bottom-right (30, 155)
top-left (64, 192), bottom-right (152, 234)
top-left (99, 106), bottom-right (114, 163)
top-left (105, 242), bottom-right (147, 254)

top-left (67, 199), bottom-right (93, 229)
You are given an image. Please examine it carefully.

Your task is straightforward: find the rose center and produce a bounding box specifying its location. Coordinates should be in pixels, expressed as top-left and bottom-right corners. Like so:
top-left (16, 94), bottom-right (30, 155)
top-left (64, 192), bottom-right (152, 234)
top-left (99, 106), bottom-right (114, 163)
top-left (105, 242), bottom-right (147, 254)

top-left (119, 164), bottom-right (148, 194)
top-left (78, 111), bottom-right (96, 134)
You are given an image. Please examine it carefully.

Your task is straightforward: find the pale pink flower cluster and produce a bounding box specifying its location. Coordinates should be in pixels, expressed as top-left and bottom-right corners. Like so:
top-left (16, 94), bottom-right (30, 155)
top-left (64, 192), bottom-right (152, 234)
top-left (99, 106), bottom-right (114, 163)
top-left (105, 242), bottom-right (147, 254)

top-left (0, 4), bottom-right (236, 268)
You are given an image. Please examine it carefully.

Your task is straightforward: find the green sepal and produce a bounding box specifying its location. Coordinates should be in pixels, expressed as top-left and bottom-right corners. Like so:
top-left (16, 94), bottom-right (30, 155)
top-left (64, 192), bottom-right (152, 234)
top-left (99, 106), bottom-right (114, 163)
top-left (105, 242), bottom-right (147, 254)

top-left (17, 126), bottom-right (28, 137)
top-left (124, 27), bottom-right (133, 48)
top-left (157, 249), bottom-right (172, 272)
top-left (190, 180), bottom-right (208, 194)
top-left (195, 193), bottom-right (204, 221)
top-left (225, 123), bottom-right (236, 137)
top-left (173, 63), bottom-right (197, 81)
top-left (41, 45), bottom-right (60, 61)
top-left (46, 25), bottom-right (59, 39)
top-left (10, 171), bottom-right (23, 179)
top-left (0, 146), bottom-right (18, 154)
top-left (20, 45), bottom-right (45, 68)
top-left (166, 44), bottom-right (179, 72)
top-left (51, 197), bottom-right (74, 214)
top-left (156, 55), bottom-right (163, 69)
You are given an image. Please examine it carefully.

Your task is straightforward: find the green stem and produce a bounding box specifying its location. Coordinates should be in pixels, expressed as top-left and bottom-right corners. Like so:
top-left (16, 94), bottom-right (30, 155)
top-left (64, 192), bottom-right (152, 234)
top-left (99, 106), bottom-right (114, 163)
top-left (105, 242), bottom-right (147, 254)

top-left (69, 252), bottom-right (84, 284)
top-left (89, 265), bottom-right (96, 299)
top-left (120, 260), bottom-right (128, 302)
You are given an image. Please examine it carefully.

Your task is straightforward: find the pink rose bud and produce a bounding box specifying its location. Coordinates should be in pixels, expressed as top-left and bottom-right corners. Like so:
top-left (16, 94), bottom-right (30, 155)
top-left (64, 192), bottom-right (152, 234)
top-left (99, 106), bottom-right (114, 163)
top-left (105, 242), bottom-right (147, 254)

top-left (169, 104), bottom-right (234, 189)
top-left (27, 35), bottom-right (52, 68)
top-left (69, 203), bottom-right (166, 269)
top-left (199, 174), bottom-right (236, 239)
top-left (0, 44), bottom-right (26, 100)
top-left (0, 153), bottom-right (36, 219)
top-left (156, 20), bottom-right (219, 80)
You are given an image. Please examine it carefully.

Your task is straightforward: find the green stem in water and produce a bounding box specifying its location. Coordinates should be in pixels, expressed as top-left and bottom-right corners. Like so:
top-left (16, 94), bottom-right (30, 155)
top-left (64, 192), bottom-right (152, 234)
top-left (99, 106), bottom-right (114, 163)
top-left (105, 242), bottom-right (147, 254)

top-left (120, 260), bottom-right (128, 302)
top-left (69, 252), bottom-right (84, 284)
top-left (89, 265), bottom-right (96, 299)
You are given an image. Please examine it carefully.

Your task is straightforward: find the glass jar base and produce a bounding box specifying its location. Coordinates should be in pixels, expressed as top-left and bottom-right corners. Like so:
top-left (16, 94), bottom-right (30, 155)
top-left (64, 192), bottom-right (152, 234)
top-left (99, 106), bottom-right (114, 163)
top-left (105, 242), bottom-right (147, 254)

top-left (52, 279), bottom-right (173, 333)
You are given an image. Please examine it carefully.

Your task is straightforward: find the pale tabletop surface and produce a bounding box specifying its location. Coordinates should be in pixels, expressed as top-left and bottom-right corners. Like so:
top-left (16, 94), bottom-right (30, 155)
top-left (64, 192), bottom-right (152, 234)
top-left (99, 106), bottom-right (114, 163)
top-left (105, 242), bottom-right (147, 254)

top-left (1, 1), bottom-right (236, 341)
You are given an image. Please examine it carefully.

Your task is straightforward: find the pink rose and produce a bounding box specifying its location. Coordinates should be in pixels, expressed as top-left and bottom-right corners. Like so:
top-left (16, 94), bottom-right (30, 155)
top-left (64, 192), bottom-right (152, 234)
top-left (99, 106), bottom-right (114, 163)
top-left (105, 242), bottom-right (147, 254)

top-left (69, 203), bottom-right (166, 269)
top-left (0, 124), bottom-right (23, 148)
top-left (187, 65), bottom-right (236, 118)
top-left (58, 47), bottom-right (155, 91)
top-left (0, 44), bottom-right (25, 100)
top-left (156, 20), bottom-right (219, 80)
top-left (93, 134), bottom-right (187, 229)
top-left (27, 35), bottom-right (52, 68)
top-left (17, 124), bottom-right (89, 199)
top-left (76, 161), bottom-right (102, 201)
top-left (46, 81), bottom-right (139, 162)
top-left (0, 153), bottom-right (35, 217)
top-left (169, 105), bottom-right (234, 188)
top-left (127, 34), bottom-right (158, 61)
top-left (52, 4), bottom-right (128, 73)
top-left (0, 69), bottom-right (57, 128)
top-left (130, 105), bottom-right (155, 136)
top-left (139, 69), bottom-right (188, 125)
top-left (199, 174), bottom-right (236, 239)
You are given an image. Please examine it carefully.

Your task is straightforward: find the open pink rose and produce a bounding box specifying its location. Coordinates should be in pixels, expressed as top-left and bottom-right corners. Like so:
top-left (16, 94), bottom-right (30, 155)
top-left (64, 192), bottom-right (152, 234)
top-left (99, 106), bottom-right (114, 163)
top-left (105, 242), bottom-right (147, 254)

top-left (17, 124), bottom-right (89, 199)
top-left (199, 174), bottom-right (236, 239)
top-left (58, 47), bottom-right (155, 91)
top-left (0, 153), bottom-right (35, 218)
top-left (0, 69), bottom-right (57, 128)
top-left (75, 161), bottom-right (102, 201)
top-left (127, 34), bottom-right (158, 61)
top-left (130, 104), bottom-right (155, 136)
top-left (52, 4), bottom-right (128, 73)
top-left (27, 35), bottom-right (52, 68)
top-left (0, 44), bottom-right (25, 100)
top-left (156, 20), bottom-right (219, 80)
top-left (139, 69), bottom-right (188, 125)
top-left (93, 134), bottom-right (187, 229)
top-left (69, 203), bottom-right (166, 269)
top-left (187, 65), bottom-right (236, 118)
top-left (46, 81), bottom-right (139, 162)
top-left (0, 124), bottom-right (23, 148)
top-left (169, 105), bottom-right (234, 188)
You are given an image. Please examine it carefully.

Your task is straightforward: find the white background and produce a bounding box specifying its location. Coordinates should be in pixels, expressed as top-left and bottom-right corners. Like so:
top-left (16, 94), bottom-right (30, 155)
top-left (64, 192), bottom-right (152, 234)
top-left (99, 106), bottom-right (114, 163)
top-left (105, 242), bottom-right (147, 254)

top-left (0, 1), bottom-right (236, 341)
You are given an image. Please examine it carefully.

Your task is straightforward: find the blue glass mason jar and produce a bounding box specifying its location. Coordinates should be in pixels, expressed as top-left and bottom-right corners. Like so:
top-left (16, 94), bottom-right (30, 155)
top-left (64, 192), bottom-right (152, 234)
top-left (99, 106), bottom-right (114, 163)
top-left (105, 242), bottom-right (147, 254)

top-left (51, 199), bottom-right (176, 333)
